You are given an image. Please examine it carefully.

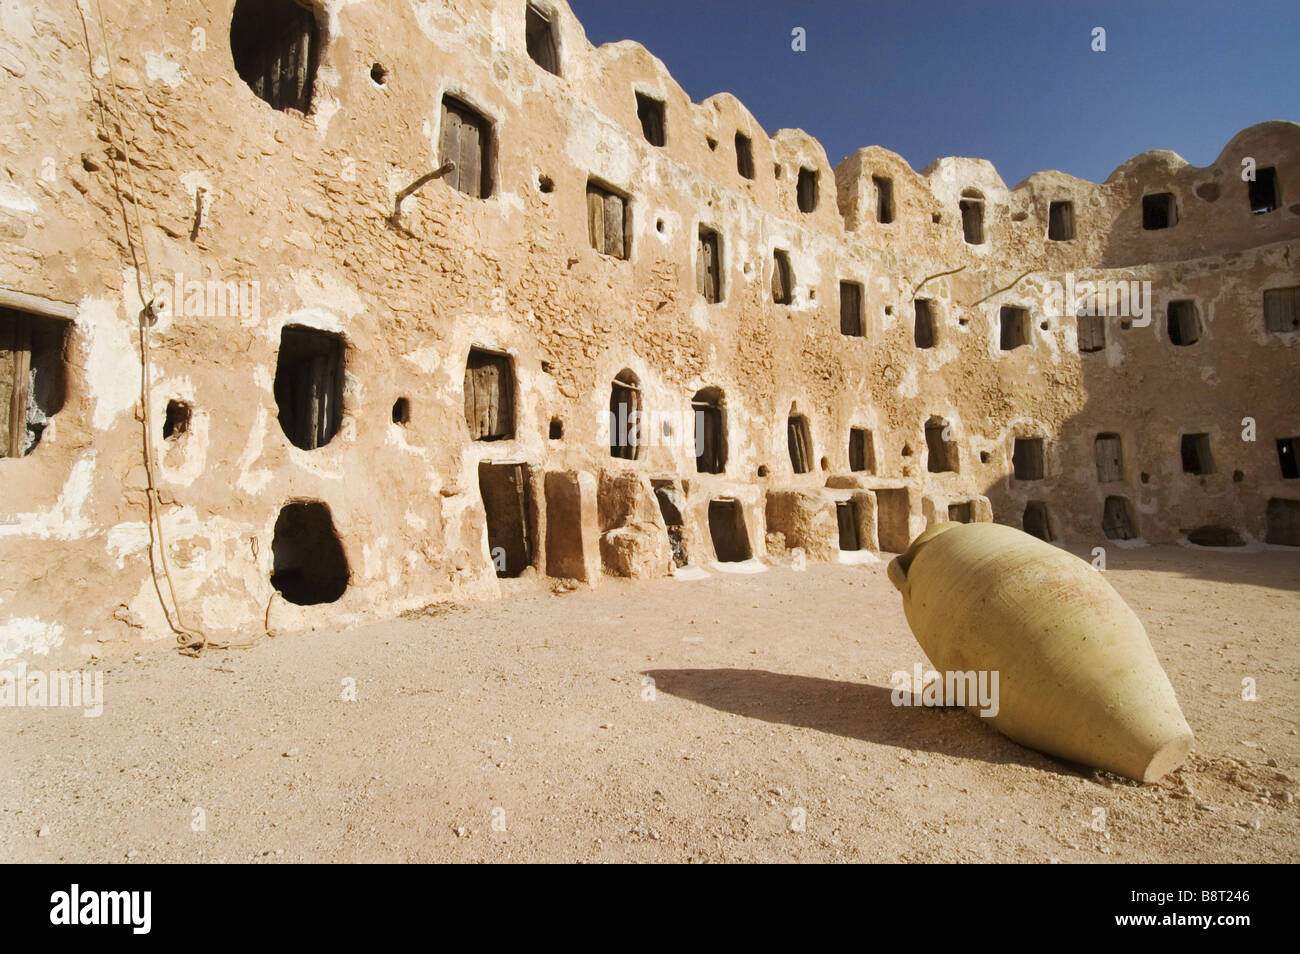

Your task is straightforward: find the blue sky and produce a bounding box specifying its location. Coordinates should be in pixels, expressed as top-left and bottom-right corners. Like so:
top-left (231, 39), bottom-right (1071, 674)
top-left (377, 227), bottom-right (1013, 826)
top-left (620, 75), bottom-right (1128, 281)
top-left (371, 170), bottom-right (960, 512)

top-left (567, 0), bottom-right (1300, 187)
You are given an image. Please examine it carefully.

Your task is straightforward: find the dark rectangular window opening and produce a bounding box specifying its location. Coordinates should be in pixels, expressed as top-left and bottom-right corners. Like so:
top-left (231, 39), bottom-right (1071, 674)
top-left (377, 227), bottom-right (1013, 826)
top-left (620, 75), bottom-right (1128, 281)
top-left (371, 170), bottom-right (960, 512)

top-left (439, 95), bottom-right (493, 198)
top-left (708, 499), bottom-right (751, 562)
top-left (1167, 300), bottom-right (1200, 346)
top-left (735, 132), bottom-right (755, 180)
top-left (1279, 437), bottom-right (1300, 479)
top-left (1249, 166), bottom-right (1279, 214)
top-left (586, 179), bottom-right (629, 259)
top-left (1078, 313), bottom-right (1106, 352)
top-left (653, 480), bottom-right (688, 567)
top-left (230, 0), bottom-right (320, 114)
top-left (693, 389), bottom-right (725, 474)
top-left (960, 194), bottom-right (984, 244)
top-left (1094, 433), bottom-right (1123, 483)
top-left (914, 298), bottom-right (935, 349)
top-left (797, 167), bottom-right (818, 213)
top-left (274, 325), bottom-right (344, 451)
top-left (525, 3), bottom-right (561, 75)
top-left (840, 281), bottom-right (863, 336)
top-left (479, 461), bottom-right (534, 577)
top-left (771, 250), bottom-right (793, 304)
top-left (787, 415), bottom-right (812, 474)
top-left (0, 306), bottom-right (68, 459)
top-left (947, 502), bottom-right (972, 524)
top-left (464, 347), bottom-right (515, 441)
top-left (609, 370), bottom-right (641, 460)
top-left (635, 92), bottom-right (665, 146)
top-left (999, 306), bottom-right (1030, 350)
top-left (1265, 498), bottom-right (1300, 546)
top-left (1023, 501), bottom-right (1053, 541)
top-left (873, 176), bottom-right (894, 223)
top-left (1048, 200), bottom-right (1075, 240)
top-left (697, 227), bottom-right (722, 303)
top-left (925, 419), bottom-right (955, 473)
top-left (837, 501), bottom-right (862, 551)
top-left (849, 427), bottom-right (874, 474)
top-left (1181, 433), bottom-right (1214, 475)
top-left (1012, 437), bottom-right (1045, 480)
top-left (1263, 286), bottom-right (1300, 333)
top-left (1103, 496), bottom-right (1137, 541)
top-left (1142, 192), bottom-right (1177, 230)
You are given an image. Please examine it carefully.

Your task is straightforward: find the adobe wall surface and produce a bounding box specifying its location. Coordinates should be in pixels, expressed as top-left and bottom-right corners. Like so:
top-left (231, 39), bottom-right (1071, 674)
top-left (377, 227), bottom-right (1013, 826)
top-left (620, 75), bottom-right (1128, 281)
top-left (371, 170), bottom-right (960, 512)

top-left (0, 0), bottom-right (1297, 665)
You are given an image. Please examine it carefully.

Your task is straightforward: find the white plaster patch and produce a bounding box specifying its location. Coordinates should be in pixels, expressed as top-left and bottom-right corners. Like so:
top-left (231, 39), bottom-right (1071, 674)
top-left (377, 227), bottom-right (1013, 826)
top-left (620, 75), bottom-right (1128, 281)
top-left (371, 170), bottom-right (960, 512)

top-left (106, 521), bottom-right (151, 568)
top-left (403, 346), bottom-right (442, 374)
top-left (0, 455), bottom-right (96, 540)
top-left (1110, 537), bottom-right (1150, 549)
top-left (0, 181), bottom-right (38, 214)
top-left (672, 564), bottom-right (712, 581)
top-left (0, 617), bottom-right (64, 664)
top-left (81, 294), bottom-right (140, 430)
top-left (838, 550), bottom-right (881, 565)
top-left (290, 269), bottom-right (365, 321)
top-left (235, 404), bottom-right (271, 495)
top-left (313, 91), bottom-right (342, 137)
top-left (200, 593), bottom-right (258, 632)
top-left (710, 558), bottom-right (767, 575)
top-left (179, 170), bottom-right (216, 222)
top-left (895, 363), bottom-right (919, 399)
top-left (322, 0), bottom-right (366, 39)
top-left (144, 51), bottom-right (185, 88)
top-left (565, 105), bottom-right (640, 191)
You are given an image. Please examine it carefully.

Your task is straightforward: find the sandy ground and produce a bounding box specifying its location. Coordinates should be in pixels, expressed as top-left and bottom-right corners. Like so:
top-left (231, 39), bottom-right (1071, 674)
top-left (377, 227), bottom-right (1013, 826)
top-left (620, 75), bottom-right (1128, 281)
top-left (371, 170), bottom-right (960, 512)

top-left (2, 544), bottom-right (1297, 863)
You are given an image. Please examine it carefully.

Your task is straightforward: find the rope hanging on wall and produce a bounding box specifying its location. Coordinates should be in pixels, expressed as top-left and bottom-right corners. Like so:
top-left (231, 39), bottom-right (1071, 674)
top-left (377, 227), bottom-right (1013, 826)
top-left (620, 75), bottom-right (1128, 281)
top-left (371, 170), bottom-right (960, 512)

top-left (80, 0), bottom-right (211, 655)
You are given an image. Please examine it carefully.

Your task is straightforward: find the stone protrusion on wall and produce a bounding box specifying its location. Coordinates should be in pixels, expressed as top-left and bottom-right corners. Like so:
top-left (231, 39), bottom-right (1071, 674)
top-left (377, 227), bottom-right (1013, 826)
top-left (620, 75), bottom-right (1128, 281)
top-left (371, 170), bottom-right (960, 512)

top-left (764, 490), bottom-right (839, 562)
top-left (543, 469), bottom-right (601, 584)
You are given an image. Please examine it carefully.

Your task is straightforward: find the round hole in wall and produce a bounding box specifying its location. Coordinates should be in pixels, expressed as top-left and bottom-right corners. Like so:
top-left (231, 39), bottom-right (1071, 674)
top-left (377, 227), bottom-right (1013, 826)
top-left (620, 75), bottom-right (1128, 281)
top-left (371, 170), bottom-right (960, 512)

top-left (1120, 318), bottom-right (1133, 330)
top-left (958, 317), bottom-right (969, 327)
top-left (809, 289), bottom-right (817, 300)
top-left (1040, 320), bottom-right (1049, 330)
top-left (819, 456), bottom-right (830, 471)
top-left (901, 443), bottom-right (913, 457)
top-left (743, 262), bottom-right (753, 275)
top-left (1140, 472), bottom-right (1150, 484)
top-left (1233, 469), bottom-right (1244, 482)
top-left (706, 137), bottom-right (718, 151)
top-left (1011, 211), bottom-right (1027, 222)
top-left (370, 63), bottom-right (388, 86)
top-left (931, 212), bottom-right (942, 224)
top-left (979, 451), bottom-right (990, 464)
top-left (655, 218), bottom-right (665, 233)
top-left (757, 465), bottom-right (769, 478)
top-left (538, 174), bottom-right (554, 193)
top-left (884, 305), bottom-right (893, 316)
top-left (1195, 182), bottom-right (1220, 202)
top-left (549, 418), bottom-right (563, 440)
